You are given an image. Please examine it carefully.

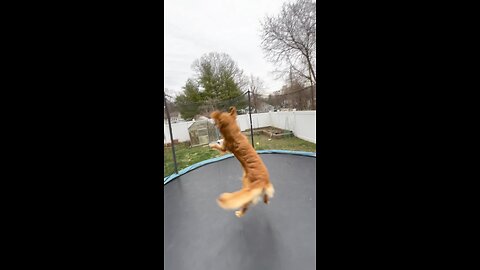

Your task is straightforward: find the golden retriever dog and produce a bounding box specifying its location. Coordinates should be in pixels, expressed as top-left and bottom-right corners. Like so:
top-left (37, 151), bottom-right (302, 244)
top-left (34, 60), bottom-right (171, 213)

top-left (210, 106), bottom-right (274, 217)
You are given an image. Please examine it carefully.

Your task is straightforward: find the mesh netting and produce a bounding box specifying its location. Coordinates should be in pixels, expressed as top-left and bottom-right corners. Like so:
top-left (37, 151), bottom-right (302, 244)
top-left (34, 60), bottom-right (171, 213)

top-left (164, 84), bottom-right (316, 177)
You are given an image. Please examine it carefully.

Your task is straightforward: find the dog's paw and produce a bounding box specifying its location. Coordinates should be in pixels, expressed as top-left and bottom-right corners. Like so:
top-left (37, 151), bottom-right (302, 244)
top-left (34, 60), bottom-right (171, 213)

top-left (235, 210), bottom-right (244, 218)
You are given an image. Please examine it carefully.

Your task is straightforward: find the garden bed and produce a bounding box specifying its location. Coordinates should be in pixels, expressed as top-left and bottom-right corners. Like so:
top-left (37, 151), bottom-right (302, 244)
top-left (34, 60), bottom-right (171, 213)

top-left (244, 126), bottom-right (293, 139)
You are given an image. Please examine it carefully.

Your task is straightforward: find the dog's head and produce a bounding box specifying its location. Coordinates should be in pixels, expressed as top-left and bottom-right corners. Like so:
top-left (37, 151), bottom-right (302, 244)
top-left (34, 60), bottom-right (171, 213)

top-left (210, 106), bottom-right (238, 130)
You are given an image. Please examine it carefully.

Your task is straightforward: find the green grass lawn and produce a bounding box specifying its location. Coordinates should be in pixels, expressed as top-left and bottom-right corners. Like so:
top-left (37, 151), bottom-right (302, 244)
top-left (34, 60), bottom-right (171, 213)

top-left (164, 135), bottom-right (316, 177)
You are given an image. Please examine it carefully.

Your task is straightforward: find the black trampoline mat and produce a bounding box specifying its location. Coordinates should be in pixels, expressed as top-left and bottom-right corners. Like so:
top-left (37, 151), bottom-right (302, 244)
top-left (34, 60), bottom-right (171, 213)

top-left (164, 153), bottom-right (316, 270)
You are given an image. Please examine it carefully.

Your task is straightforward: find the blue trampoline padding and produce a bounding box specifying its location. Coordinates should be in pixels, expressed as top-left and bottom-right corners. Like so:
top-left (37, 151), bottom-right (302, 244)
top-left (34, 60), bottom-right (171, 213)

top-left (163, 150), bottom-right (316, 185)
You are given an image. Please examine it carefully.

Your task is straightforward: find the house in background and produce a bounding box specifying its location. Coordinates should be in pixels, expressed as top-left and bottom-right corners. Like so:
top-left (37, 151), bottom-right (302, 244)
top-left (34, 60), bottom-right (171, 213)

top-left (255, 100), bottom-right (274, 113)
top-left (164, 111), bottom-right (185, 125)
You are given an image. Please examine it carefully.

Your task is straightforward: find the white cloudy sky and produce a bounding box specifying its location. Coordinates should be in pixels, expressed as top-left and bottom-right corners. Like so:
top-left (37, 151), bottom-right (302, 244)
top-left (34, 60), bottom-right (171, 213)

top-left (164, 0), bottom-right (290, 96)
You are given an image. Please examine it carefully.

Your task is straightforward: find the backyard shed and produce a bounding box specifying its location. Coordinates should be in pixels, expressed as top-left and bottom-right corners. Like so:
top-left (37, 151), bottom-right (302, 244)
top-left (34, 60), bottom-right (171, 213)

top-left (188, 119), bottom-right (219, 147)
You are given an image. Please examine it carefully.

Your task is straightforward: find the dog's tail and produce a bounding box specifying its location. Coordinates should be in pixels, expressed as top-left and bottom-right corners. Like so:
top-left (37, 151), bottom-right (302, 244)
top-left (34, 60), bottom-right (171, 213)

top-left (217, 182), bottom-right (274, 210)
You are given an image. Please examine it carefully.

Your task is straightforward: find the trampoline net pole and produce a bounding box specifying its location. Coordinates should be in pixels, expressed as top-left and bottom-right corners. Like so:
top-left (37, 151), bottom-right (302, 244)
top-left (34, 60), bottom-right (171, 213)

top-left (247, 90), bottom-right (254, 148)
top-left (164, 91), bottom-right (178, 174)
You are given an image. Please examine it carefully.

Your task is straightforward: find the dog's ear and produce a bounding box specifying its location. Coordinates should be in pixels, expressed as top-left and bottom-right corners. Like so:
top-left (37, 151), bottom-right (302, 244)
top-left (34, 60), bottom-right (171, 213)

top-left (228, 106), bottom-right (237, 118)
top-left (210, 111), bottom-right (221, 120)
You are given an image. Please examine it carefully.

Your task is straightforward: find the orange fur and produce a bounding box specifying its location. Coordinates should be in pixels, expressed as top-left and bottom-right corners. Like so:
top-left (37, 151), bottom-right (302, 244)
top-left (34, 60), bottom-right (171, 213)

top-left (210, 106), bottom-right (275, 217)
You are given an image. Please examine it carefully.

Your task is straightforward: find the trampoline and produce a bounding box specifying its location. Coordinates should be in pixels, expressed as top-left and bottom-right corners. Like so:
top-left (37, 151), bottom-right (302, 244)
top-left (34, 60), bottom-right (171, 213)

top-left (164, 150), bottom-right (316, 270)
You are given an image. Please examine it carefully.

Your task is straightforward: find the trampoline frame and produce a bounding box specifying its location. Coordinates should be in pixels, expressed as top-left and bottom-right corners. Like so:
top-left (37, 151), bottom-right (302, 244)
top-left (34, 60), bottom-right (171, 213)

top-left (163, 149), bottom-right (316, 185)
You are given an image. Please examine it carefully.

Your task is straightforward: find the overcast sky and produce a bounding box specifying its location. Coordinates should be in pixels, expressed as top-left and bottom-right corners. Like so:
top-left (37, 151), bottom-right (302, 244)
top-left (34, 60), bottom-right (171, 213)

top-left (164, 0), bottom-right (289, 96)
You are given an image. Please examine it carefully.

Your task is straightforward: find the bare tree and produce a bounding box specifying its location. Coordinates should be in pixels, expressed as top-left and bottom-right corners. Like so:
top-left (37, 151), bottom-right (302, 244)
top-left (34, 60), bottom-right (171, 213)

top-left (247, 75), bottom-right (265, 113)
top-left (260, 0), bottom-right (316, 85)
top-left (267, 93), bottom-right (281, 110)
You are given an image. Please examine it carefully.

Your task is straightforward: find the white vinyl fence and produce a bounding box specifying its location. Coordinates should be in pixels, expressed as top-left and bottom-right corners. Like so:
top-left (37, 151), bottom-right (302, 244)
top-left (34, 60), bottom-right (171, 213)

top-left (164, 111), bottom-right (316, 144)
top-left (164, 121), bottom-right (193, 144)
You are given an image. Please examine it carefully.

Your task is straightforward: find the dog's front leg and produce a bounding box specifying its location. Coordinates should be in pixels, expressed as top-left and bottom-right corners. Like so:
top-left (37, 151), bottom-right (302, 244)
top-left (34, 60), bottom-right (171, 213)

top-left (209, 140), bottom-right (228, 155)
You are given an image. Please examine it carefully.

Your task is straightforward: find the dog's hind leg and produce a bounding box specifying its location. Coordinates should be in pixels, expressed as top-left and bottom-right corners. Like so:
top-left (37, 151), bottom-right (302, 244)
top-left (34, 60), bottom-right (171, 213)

top-left (235, 203), bottom-right (250, 218)
top-left (263, 194), bottom-right (269, 204)
top-left (235, 172), bottom-right (251, 217)
top-left (264, 183), bottom-right (275, 204)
